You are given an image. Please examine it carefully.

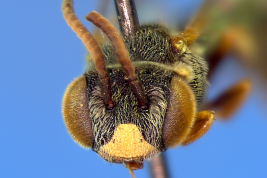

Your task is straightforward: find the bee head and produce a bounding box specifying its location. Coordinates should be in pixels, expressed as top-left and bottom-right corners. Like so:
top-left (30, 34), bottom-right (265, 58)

top-left (62, 0), bottom-right (208, 166)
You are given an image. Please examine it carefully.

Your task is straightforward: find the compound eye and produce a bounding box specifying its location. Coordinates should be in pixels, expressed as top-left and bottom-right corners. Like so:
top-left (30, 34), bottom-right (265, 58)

top-left (162, 77), bottom-right (196, 148)
top-left (62, 75), bottom-right (94, 148)
top-left (171, 36), bottom-right (187, 55)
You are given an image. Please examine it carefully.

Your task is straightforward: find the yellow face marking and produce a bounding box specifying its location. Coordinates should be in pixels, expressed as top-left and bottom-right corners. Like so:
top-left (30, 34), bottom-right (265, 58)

top-left (98, 124), bottom-right (159, 163)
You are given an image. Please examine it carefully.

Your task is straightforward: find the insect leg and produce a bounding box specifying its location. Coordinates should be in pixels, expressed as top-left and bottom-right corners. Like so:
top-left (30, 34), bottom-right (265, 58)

top-left (205, 79), bottom-right (251, 119)
top-left (207, 26), bottom-right (257, 79)
top-left (181, 110), bottom-right (214, 146)
top-left (170, 0), bottom-right (214, 55)
top-left (181, 0), bottom-right (214, 45)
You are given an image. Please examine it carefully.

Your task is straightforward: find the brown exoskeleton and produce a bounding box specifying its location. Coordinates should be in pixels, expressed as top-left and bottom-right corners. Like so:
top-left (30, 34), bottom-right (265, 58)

top-left (61, 0), bottom-right (251, 177)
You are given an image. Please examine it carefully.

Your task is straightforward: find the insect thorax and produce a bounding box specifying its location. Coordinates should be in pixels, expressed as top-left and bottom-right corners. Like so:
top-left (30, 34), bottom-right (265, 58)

top-left (84, 25), bottom-right (208, 162)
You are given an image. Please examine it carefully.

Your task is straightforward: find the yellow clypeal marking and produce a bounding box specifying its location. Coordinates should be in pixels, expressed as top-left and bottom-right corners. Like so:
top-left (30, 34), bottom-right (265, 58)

top-left (98, 124), bottom-right (159, 163)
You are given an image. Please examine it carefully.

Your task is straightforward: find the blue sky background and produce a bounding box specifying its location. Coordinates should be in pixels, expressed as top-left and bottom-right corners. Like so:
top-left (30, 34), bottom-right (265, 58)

top-left (1, 0), bottom-right (267, 178)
